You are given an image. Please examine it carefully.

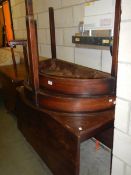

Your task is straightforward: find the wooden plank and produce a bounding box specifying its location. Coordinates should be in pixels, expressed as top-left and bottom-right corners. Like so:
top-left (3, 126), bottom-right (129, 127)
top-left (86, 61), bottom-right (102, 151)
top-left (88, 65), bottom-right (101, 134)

top-left (111, 0), bottom-right (121, 78)
top-left (49, 7), bottom-right (57, 59)
top-left (17, 87), bottom-right (80, 175)
top-left (25, 0), bottom-right (39, 101)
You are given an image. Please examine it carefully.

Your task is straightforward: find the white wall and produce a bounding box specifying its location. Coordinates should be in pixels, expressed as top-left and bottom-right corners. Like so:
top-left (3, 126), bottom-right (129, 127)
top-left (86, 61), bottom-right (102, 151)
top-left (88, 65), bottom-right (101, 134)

top-left (10, 0), bottom-right (114, 73)
top-left (111, 0), bottom-right (131, 174)
top-left (84, 0), bottom-right (115, 30)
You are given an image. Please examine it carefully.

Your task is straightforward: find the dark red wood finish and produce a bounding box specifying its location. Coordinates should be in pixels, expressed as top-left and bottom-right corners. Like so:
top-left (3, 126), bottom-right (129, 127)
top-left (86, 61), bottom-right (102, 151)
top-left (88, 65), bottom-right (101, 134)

top-left (15, 0), bottom-right (121, 175)
top-left (49, 7), bottom-right (57, 59)
top-left (111, 0), bottom-right (121, 78)
top-left (25, 0), bottom-right (39, 100)
top-left (39, 59), bottom-right (115, 96)
top-left (16, 86), bottom-right (114, 175)
top-left (24, 84), bottom-right (115, 112)
top-left (38, 93), bottom-right (115, 113)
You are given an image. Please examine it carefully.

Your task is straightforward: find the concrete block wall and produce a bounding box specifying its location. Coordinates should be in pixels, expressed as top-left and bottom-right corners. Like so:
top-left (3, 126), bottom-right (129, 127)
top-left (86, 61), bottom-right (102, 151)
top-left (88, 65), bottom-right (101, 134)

top-left (10, 0), bottom-right (113, 73)
top-left (10, 0), bottom-right (26, 39)
top-left (84, 0), bottom-right (115, 30)
top-left (111, 0), bottom-right (131, 174)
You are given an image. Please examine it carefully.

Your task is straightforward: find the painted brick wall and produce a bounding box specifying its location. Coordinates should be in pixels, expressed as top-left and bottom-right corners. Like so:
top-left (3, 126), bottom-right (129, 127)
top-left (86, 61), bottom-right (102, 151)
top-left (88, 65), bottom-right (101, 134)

top-left (10, 0), bottom-right (114, 73)
top-left (111, 0), bottom-right (131, 174)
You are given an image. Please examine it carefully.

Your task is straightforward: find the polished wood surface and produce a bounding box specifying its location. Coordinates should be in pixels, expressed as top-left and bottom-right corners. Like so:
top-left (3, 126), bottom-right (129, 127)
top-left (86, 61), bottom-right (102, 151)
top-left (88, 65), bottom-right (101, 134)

top-left (25, 0), bottom-right (39, 99)
top-left (14, 0), bottom-right (121, 174)
top-left (36, 58), bottom-right (116, 113)
top-left (111, 0), bottom-right (121, 78)
top-left (24, 84), bottom-right (115, 112)
top-left (16, 86), bottom-right (114, 175)
top-left (38, 93), bottom-right (115, 113)
top-left (39, 59), bottom-right (115, 96)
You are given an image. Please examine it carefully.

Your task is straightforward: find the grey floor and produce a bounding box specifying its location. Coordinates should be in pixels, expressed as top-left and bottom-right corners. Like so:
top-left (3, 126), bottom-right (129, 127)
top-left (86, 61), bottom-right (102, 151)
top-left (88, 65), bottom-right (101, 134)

top-left (0, 99), bottom-right (111, 175)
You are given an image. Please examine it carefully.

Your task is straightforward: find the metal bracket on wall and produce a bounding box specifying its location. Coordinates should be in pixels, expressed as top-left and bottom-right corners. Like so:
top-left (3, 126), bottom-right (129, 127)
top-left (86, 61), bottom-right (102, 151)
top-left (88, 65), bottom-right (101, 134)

top-left (72, 36), bottom-right (113, 47)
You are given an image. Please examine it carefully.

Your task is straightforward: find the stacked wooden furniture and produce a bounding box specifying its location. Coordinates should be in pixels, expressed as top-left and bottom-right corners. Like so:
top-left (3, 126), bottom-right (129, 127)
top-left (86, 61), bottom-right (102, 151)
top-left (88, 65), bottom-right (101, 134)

top-left (0, 40), bottom-right (26, 112)
top-left (16, 0), bottom-right (121, 175)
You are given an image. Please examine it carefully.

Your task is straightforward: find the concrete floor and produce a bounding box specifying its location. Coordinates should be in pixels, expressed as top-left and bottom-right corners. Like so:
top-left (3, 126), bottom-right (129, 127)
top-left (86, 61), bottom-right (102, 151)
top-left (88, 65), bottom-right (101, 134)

top-left (0, 99), bottom-right (111, 175)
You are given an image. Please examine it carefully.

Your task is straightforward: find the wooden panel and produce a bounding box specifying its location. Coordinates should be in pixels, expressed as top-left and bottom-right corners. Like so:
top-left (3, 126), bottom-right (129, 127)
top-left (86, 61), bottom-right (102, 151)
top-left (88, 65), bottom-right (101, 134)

top-left (17, 87), bottom-right (80, 175)
top-left (39, 59), bottom-right (115, 96)
top-left (24, 84), bottom-right (115, 113)
top-left (16, 87), bottom-right (114, 175)
top-left (95, 127), bottom-right (114, 149)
